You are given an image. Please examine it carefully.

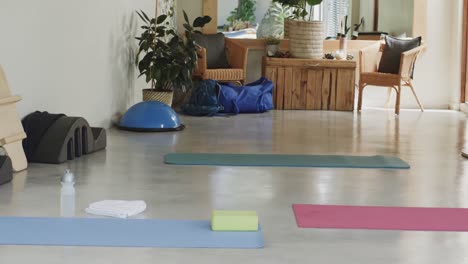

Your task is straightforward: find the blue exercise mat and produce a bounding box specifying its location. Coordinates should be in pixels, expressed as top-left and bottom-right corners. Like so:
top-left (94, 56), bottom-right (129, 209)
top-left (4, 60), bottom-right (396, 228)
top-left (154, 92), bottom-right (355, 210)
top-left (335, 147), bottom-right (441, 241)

top-left (164, 153), bottom-right (410, 169)
top-left (0, 217), bottom-right (264, 248)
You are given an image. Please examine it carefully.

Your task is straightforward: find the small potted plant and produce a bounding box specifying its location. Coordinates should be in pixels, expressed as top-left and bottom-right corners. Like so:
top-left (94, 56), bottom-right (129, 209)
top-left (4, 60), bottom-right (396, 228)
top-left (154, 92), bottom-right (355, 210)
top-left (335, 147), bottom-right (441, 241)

top-left (135, 9), bottom-right (211, 106)
top-left (265, 36), bottom-right (281, 57)
top-left (336, 15), bottom-right (351, 58)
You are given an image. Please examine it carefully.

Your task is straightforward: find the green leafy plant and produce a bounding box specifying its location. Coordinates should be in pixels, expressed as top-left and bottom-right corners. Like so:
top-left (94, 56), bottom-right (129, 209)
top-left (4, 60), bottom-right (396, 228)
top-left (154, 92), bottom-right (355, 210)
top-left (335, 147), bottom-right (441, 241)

top-left (227, 0), bottom-right (257, 26)
top-left (337, 15), bottom-right (351, 38)
top-left (273, 0), bottom-right (323, 21)
top-left (354, 17), bottom-right (365, 31)
top-left (265, 36), bottom-right (281, 45)
top-left (231, 19), bottom-right (249, 31)
top-left (257, 1), bottom-right (292, 38)
top-left (135, 9), bottom-right (211, 92)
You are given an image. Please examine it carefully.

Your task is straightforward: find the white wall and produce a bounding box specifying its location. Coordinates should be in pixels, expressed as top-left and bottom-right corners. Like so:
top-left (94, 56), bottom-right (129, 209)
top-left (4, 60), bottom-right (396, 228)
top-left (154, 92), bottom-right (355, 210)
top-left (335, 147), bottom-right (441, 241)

top-left (177, 0), bottom-right (464, 110)
top-left (351, 0), bottom-right (361, 29)
top-left (177, 0), bottom-right (203, 31)
top-left (357, 0), bottom-right (414, 36)
top-left (358, 0), bottom-right (374, 32)
top-left (449, 0), bottom-right (464, 108)
top-left (0, 0), bottom-right (158, 127)
top-left (218, 0), bottom-right (239, 27)
top-left (378, 0), bottom-right (414, 36)
top-left (255, 0), bottom-right (272, 25)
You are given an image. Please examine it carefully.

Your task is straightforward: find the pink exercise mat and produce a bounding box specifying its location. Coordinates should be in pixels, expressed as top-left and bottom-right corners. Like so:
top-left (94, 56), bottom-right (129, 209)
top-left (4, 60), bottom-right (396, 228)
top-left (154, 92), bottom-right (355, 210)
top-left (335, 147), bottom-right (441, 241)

top-left (293, 204), bottom-right (468, 231)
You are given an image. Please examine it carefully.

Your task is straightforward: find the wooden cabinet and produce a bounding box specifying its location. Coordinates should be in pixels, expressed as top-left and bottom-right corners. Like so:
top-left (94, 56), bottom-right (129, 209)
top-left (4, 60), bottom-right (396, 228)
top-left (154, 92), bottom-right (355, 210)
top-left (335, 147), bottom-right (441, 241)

top-left (262, 57), bottom-right (356, 111)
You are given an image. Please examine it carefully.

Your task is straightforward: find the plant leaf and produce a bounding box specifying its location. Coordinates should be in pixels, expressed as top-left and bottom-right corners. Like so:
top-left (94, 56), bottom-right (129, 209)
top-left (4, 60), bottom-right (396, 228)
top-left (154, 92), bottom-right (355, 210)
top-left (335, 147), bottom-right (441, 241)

top-left (193, 17), bottom-right (205, 28)
top-left (141, 10), bottom-right (150, 22)
top-left (136, 10), bottom-right (149, 23)
top-left (157, 14), bottom-right (167, 24)
top-left (183, 10), bottom-right (189, 24)
top-left (306, 0), bottom-right (323, 6)
top-left (183, 24), bottom-right (193, 32)
top-left (203, 16), bottom-right (212, 24)
top-left (146, 72), bottom-right (151, 83)
top-left (138, 70), bottom-right (147, 78)
top-left (154, 67), bottom-right (162, 81)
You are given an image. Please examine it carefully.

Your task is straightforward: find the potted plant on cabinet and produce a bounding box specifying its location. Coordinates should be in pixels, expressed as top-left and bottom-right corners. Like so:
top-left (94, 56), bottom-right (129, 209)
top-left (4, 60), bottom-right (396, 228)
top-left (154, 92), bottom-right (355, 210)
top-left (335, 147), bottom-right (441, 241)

top-left (135, 9), bottom-right (211, 106)
top-left (257, 1), bottom-right (292, 38)
top-left (273, 0), bottom-right (324, 59)
top-left (337, 15), bottom-right (351, 59)
top-left (265, 36), bottom-right (281, 56)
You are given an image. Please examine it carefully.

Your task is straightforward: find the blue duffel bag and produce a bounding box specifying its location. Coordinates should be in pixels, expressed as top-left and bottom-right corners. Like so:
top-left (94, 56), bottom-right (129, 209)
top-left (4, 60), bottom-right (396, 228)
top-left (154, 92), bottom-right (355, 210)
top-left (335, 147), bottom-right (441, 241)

top-left (219, 77), bottom-right (274, 114)
top-left (181, 80), bottom-right (223, 116)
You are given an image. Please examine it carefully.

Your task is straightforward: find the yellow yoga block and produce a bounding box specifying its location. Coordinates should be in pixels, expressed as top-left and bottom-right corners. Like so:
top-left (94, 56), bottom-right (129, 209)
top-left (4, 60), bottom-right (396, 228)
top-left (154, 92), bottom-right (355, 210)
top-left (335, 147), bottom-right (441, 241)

top-left (211, 210), bottom-right (259, 231)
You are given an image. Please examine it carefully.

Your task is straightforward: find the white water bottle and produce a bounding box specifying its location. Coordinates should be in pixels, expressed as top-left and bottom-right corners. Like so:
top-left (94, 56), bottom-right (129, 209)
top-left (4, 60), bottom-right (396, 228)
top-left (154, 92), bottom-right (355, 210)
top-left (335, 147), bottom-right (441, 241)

top-left (61, 169), bottom-right (75, 217)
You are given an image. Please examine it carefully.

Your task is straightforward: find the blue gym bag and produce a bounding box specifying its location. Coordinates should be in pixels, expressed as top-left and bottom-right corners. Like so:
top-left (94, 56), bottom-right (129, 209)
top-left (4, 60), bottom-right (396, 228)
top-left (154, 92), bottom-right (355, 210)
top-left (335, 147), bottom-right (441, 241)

top-left (182, 80), bottom-right (223, 116)
top-left (219, 77), bottom-right (274, 114)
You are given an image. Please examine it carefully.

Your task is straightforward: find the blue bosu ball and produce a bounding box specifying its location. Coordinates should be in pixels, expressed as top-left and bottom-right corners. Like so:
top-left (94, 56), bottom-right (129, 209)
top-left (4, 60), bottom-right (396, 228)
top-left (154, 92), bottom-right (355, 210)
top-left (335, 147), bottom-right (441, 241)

top-left (119, 101), bottom-right (185, 132)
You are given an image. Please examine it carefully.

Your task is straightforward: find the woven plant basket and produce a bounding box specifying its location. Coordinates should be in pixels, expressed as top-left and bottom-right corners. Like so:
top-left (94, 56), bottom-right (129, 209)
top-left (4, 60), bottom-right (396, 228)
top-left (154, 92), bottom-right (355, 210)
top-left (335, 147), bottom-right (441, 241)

top-left (142, 89), bottom-right (173, 106)
top-left (284, 19), bottom-right (292, 39)
top-left (288, 20), bottom-right (324, 59)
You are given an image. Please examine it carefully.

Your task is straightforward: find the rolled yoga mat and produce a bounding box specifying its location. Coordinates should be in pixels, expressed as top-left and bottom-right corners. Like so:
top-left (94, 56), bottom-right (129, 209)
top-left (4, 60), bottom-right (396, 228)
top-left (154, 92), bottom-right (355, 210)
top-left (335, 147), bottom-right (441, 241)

top-left (164, 153), bottom-right (410, 169)
top-left (0, 217), bottom-right (264, 248)
top-left (293, 204), bottom-right (468, 231)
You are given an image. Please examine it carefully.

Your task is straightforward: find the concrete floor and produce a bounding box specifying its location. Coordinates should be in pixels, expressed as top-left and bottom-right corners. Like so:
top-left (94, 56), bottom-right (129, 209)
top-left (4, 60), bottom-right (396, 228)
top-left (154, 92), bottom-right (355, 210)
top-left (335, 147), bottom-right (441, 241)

top-left (1, 109), bottom-right (468, 263)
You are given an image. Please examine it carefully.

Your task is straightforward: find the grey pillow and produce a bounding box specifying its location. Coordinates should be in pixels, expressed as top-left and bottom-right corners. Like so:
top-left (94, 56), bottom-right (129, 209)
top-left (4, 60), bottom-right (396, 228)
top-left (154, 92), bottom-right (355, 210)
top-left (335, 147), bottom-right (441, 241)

top-left (192, 33), bottom-right (230, 69)
top-left (378, 36), bottom-right (422, 74)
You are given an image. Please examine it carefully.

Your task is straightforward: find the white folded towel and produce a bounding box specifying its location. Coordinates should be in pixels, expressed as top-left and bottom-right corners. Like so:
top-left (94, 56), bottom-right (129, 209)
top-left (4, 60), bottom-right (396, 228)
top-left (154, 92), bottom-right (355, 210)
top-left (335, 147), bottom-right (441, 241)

top-left (85, 200), bottom-right (147, 218)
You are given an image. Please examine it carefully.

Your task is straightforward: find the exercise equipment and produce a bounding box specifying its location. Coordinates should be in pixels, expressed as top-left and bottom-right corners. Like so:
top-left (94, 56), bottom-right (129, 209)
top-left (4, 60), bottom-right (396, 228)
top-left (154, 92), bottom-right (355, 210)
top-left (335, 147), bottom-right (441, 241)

top-left (211, 211), bottom-right (259, 231)
top-left (119, 101), bottom-right (185, 132)
top-left (164, 153), bottom-right (411, 169)
top-left (21, 113), bottom-right (106, 164)
top-left (293, 204), bottom-right (468, 231)
top-left (0, 156), bottom-right (13, 185)
top-left (0, 65), bottom-right (27, 172)
top-left (0, 217), bottom-right (264, 248)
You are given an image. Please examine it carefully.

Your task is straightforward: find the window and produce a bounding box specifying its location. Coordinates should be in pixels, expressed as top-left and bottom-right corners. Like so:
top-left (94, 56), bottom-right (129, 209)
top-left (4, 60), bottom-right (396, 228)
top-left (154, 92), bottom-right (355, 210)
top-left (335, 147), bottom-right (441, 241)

top-left (323, 0), bottom-right (351, 38)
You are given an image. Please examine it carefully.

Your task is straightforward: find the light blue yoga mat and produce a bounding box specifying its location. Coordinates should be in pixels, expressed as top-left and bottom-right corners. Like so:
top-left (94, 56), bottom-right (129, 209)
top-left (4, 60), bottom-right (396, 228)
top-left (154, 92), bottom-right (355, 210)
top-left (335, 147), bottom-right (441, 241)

top-left (164, 153), bottom-right (410, 169)
top-left (0, 217), bottom-right (264, 248)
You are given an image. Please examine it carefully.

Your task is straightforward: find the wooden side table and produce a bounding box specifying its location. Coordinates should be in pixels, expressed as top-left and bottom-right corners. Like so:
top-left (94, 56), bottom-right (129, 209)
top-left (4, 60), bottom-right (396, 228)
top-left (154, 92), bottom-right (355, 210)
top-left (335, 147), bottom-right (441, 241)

top-left (262, 57), bottom-right (357, 111)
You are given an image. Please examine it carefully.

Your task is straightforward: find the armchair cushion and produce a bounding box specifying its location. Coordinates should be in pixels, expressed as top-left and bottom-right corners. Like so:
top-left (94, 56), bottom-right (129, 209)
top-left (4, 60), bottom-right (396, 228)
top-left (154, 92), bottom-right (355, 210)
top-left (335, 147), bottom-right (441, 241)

top-left (192, 33), bottom-right (230, 69)
top-left (378, 36), bottom-right (421, 74)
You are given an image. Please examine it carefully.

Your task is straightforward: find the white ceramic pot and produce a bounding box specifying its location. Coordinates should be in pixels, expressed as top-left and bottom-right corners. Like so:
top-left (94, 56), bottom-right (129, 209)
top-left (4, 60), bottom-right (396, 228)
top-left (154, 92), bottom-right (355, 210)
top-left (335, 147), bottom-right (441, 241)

top-left (266, 44), bottom-right (279, 57)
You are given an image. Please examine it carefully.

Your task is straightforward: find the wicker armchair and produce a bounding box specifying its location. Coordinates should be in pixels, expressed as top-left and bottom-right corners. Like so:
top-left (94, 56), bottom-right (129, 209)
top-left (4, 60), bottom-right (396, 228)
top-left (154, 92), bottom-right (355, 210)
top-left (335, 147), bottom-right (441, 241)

top-left (0, 65), bottom-right (27, 172)
top-left (357, 42), bottom-right (426, 115)
top-left (193, 38), bottom-right (248, 85)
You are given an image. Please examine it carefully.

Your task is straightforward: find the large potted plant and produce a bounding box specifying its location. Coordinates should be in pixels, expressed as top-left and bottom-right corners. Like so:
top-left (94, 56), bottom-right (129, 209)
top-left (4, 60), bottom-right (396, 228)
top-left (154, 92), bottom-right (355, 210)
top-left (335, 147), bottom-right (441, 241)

top-left (257, 1), bottom-right (292, 38)
top-left (273, 0), bottom-right (324, 59)
top-left (136, 9), bottom-right (211, 106)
